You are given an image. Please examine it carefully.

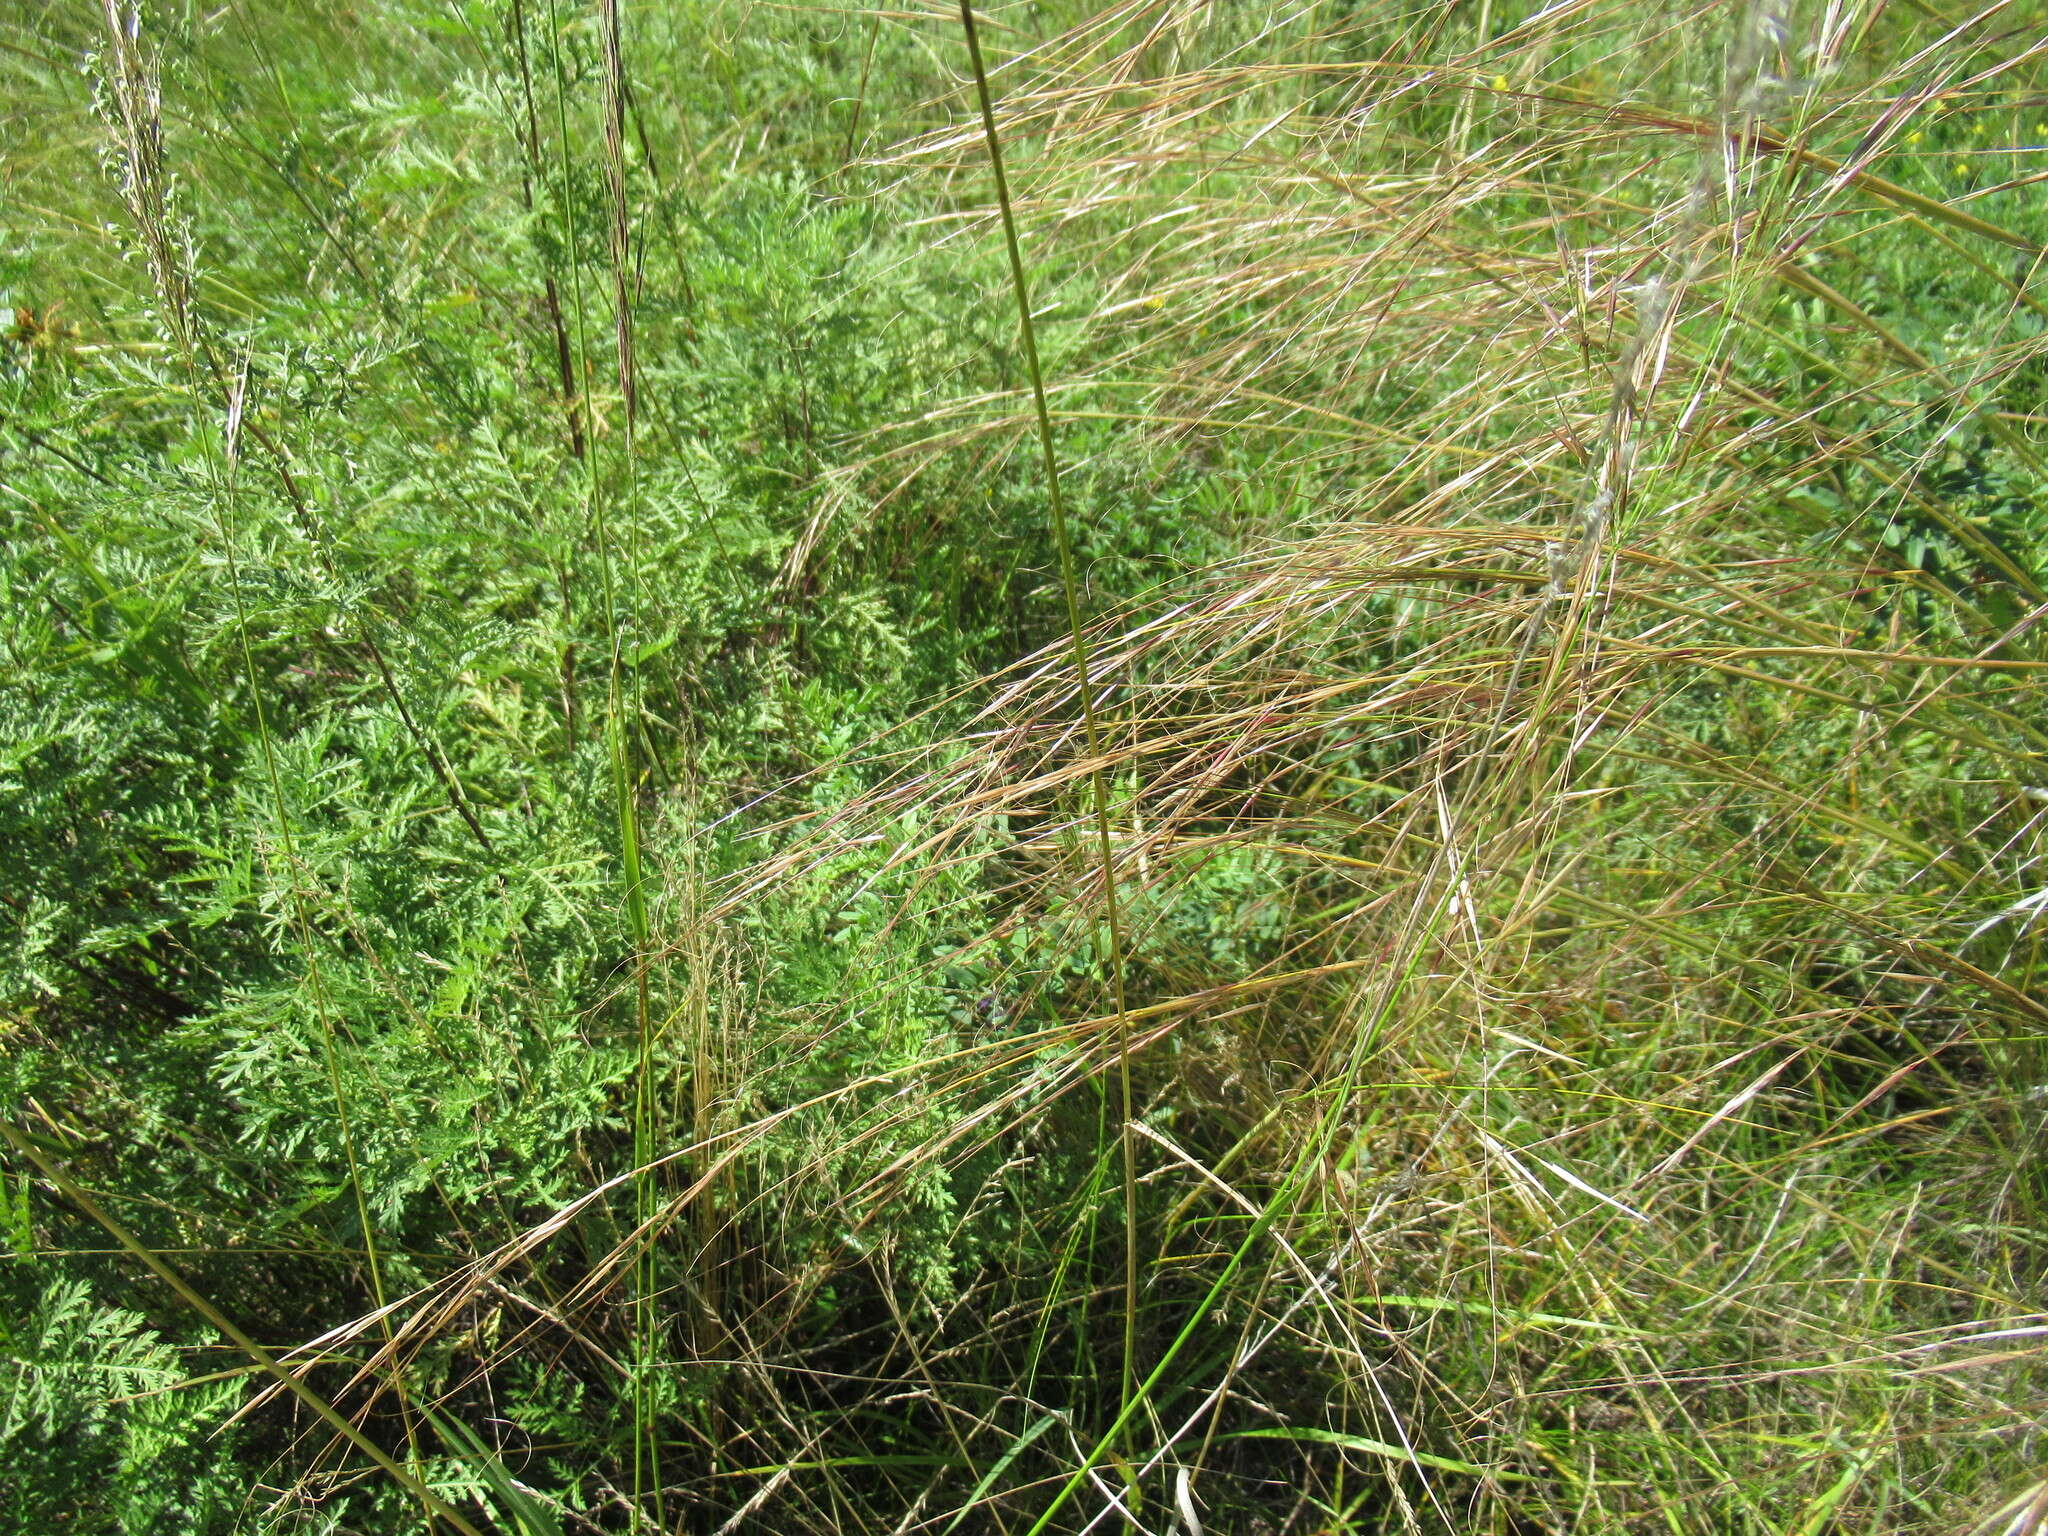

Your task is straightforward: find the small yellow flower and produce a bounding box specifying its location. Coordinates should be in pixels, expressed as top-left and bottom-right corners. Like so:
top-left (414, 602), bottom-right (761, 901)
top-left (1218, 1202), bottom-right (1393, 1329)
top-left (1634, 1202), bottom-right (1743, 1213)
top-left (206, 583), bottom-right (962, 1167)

top-left (1491, 74), bottom-right (1510, 92)
top-left (1905, 130), bottom-right (1923, 146)
top-left (1144, 294), bottom-right (1166, 312)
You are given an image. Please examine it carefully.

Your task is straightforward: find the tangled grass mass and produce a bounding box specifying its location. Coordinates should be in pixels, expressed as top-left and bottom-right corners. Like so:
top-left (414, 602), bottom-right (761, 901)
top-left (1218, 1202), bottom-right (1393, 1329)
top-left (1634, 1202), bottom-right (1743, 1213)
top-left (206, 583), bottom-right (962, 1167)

top-left (3, 0), bottom-right (2046, 1531)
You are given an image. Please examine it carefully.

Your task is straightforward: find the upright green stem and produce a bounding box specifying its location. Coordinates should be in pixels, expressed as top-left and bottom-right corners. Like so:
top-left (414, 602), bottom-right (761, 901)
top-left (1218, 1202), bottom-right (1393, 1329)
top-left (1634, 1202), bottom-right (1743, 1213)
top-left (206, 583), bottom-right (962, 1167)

top-left (600, 0), bottom-right (662, 1522)
top-left (956, 0), bottom-right (1142, 1435)
top-left (545, 0), bottom-right (660, 1518)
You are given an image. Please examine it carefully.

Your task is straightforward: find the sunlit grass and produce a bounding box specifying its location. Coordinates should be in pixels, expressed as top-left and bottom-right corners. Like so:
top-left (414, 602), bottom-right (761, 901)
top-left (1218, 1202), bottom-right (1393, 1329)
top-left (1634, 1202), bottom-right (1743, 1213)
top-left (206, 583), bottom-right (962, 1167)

top-left (1, 0), bottom-right (2043, 1532)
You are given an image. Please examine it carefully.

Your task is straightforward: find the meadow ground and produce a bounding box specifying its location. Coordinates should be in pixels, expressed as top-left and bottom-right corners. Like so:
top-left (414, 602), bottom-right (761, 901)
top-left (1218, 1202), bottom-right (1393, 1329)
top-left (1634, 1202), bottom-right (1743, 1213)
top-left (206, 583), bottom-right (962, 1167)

top-left (2, 1), bottom-right (2046, 1531)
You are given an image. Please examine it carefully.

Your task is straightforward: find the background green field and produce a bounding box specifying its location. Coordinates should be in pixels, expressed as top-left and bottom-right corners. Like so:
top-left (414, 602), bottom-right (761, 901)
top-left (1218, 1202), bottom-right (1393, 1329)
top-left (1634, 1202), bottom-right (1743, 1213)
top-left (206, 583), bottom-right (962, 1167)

top-left (3, 0), bottom-right (2046, 1530)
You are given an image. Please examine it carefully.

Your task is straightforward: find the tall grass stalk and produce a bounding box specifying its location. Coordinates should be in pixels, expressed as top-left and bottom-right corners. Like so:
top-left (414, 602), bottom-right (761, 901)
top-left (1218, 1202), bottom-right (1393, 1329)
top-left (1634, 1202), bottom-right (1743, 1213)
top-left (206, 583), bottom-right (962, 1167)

top-left (596, 0), bottom-right (666, 1522)
top-left (541, 0), bottom-right (663, 1522)
top-left (956, 0), bottom-right (1144, 1436)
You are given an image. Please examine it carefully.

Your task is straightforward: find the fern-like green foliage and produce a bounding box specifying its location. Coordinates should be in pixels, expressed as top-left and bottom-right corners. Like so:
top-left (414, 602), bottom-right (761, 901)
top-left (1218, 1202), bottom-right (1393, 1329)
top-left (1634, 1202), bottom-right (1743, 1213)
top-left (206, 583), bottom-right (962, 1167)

top-left (1, 1278), bottom-right (242, 1535)
top-left (4, 0), bottom-right (2046, 1531)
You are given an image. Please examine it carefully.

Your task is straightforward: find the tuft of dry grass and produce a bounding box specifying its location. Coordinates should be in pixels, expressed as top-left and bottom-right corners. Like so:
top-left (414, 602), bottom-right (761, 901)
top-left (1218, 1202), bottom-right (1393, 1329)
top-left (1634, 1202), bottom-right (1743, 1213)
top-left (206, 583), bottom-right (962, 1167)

top-left (5, 0), bottom-right (2044, 1531)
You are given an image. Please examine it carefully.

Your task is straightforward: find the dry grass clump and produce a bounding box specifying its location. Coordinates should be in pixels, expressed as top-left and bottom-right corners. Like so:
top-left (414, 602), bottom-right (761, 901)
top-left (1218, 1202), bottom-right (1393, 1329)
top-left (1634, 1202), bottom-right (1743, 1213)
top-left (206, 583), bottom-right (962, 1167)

top-left (4, 0), bottom-right (2043, 1531)
top-left (672, 1), bottom-right (2048, 1528)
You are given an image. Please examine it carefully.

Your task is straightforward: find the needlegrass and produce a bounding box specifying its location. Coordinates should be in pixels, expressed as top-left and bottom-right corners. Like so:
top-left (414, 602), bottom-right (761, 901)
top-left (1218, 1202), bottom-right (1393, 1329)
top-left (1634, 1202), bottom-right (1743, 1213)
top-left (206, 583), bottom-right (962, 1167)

top-left (1, 1), bottom-right (2044, 1532)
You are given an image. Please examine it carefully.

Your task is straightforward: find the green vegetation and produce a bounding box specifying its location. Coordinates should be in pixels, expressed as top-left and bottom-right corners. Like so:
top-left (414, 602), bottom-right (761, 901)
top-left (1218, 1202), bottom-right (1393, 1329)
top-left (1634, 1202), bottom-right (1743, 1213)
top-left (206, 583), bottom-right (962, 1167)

top-left (3, 0), bottom-right (2045, 1530)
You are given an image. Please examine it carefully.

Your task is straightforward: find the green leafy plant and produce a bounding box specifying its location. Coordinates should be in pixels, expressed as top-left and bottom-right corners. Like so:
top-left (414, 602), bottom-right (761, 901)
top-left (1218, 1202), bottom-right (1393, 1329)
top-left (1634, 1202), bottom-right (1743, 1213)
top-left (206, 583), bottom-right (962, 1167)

top-left (3, 0), bottom-right (2044, 1530)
